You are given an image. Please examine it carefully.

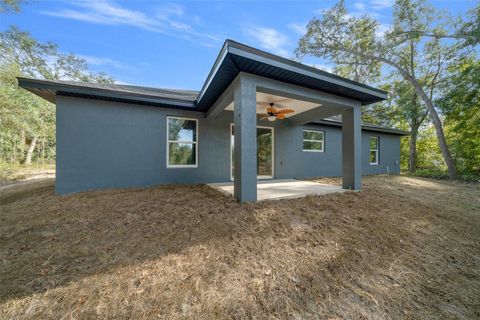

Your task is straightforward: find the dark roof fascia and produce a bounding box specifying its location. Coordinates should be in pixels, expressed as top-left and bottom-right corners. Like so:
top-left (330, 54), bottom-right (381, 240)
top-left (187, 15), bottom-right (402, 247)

top-left (310, 119), bottom-right (410, 136)
top-left (196, 40), bottom-right (230, 104)
top-left (227, 40), bottom-right (388, 99)
top-left (18, 40), bottom-right (389, 112)
top-left (196, 39), bottom-right (388, 107)
top-left (17, 77), bottom-right (197, 109)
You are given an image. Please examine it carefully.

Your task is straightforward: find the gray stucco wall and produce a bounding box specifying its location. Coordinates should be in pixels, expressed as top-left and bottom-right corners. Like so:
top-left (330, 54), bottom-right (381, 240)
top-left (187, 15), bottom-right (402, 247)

top-left (56, 96), bottom-right (401, 194)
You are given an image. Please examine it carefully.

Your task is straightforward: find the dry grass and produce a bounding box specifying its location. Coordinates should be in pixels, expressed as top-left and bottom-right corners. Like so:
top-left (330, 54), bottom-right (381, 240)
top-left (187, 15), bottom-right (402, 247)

top-left (0, 164), bottom-right (55, 186)
top-left (0, 176), bottom-right (479, 319)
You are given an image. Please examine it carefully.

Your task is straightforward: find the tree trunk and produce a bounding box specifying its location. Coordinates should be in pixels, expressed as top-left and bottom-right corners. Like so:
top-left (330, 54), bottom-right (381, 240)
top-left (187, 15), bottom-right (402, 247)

top-left (364, 56), bottom-right (458, 179)
top-left (19, 129), bottom-right (25, 163)
top-left (24, 137), bottom-right (37, 165)
top-left (411, 85), bottom-right (457, 179)
top-left (408, 127), bottom-right (418, 173)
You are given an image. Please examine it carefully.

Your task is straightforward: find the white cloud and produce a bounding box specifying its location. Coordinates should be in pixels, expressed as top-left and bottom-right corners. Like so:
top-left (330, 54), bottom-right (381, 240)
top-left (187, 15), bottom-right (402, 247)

top-left (78, 55), bottom-right (128, 69)
top-left (349, 1), bottom-right (385, 18)
top-left (245, 26), bottom-right (290, 57)
top-left (316, 0), bottom-right (388, 20)
top-left (375, 23), bottom-right (391, 38)
top-left (44, 1), bottom-right (158, 30)
top-left (313, 64), bottom-right (333, 73)
top-left (157, 3), bottom-right (184, 19)
top-left (298, 61), bottom-right (333, 73)
top-left (41, 0), bottom-right (221, 46)
top-left (288, 23), bottom-right (307, 35)
top-left (370, 0), bottom-right (394, 9)
top-left (353, 2), bottom-right (366, 11)
top-left (314, 7), bottom-right (330, 15)
top-left (114, 80), bottom-right (133, 85)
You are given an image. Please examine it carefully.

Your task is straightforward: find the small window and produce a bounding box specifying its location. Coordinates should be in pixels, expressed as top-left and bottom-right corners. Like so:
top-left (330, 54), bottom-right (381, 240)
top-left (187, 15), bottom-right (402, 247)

top-left (167, 117), bottom-right (197, 167)
top-left (370, 136), bottom-right (379, 165)
top-left (303, 129), bottom-right (324, 152)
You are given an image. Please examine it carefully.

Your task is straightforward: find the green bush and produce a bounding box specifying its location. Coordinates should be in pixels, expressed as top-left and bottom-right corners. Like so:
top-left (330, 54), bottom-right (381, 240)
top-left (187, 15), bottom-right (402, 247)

top-left (407, 167), bottom-right (480, 182)
top-left (0, 163), bottom-right (23, 181)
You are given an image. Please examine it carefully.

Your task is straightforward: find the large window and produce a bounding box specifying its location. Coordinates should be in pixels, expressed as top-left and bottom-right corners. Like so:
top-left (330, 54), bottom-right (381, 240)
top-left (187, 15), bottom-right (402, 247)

top-left (303, 129), bottom-right (324, 152)
top-left (167, 117), bottom-right (197, 168)
top-left (370, 136), bottom-right (379, 165)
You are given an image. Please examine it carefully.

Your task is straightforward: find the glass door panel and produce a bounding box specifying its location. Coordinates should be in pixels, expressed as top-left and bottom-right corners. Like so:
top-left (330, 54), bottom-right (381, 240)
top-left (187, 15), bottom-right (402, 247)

top-left (231, 125), bottom-right (273, 180)
top-left (256, 127), bottom-right (273, 179)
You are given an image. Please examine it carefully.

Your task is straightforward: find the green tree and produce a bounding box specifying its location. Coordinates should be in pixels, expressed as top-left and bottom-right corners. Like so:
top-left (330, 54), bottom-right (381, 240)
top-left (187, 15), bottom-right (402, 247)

top-left (332, 18), bottom-right (382, 83)
top-left (0, 63), bottom-right (55, 164)
top-left (0, 27), bottom-right (113, 83)
top-left (437, 57), bottom-right (480, 176)
top-left (296, 0), bottom-right (478, 179)
top-left (389, 81), bottom-right (428, 172)
top-left (0, 0), bottom-right (23, 13)
top-left (0, 26), bottom-right (114, 164)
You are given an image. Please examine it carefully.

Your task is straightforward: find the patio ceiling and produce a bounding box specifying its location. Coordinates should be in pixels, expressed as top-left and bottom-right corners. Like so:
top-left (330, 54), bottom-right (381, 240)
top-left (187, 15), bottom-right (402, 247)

top-left (224, 92), bottom-right (321, 118)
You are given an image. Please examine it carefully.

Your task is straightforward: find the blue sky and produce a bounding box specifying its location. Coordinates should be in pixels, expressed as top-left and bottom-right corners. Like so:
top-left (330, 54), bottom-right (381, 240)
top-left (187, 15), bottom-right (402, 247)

top-left (0, 0), bottom-right (475, 90)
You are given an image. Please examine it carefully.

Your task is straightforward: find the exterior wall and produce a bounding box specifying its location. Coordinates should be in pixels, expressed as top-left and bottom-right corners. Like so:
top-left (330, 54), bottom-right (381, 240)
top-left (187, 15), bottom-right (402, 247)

top-left (56, 96), bottom-right (402, 194)
top-left (271, 122), bottom-right (401, 179)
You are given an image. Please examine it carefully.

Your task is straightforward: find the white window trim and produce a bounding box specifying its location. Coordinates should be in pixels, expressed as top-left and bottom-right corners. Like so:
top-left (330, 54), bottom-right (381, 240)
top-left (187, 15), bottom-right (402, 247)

top-left (370, 136), bottom-right (379, 165)
top-left (166, 116), bottom-right (198, 168)
top-left (230, 123), bottom-right (274, 181)
top-left (303, 129), bottom-right (325, 152)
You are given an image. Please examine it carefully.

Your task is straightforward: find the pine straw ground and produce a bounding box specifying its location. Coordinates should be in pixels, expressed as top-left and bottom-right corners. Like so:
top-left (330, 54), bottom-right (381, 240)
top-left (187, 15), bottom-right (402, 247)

top-left (0, 176), bottom-right (479, 320)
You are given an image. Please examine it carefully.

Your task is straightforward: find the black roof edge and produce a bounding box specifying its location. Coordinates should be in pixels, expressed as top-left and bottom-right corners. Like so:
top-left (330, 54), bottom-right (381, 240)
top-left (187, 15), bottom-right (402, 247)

top-left (196, 39), bottom-right (388, 105)
top-left (17, 77), bottom-right (197, 109)
top-left (310, 119), bottom-right (410, 136)
top-left (18, 39), bottom-right (389, 110)
top-left (57, 91), bottom-right (201, 112)
top-left (225, 39), bottom-right (388, 97)
top-left (196, 40), bottom-right (230, 103)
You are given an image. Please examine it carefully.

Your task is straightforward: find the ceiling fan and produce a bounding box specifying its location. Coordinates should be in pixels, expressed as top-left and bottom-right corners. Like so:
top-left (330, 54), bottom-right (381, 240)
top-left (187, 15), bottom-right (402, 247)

top-left (258, 102), bottom-right (295, 121)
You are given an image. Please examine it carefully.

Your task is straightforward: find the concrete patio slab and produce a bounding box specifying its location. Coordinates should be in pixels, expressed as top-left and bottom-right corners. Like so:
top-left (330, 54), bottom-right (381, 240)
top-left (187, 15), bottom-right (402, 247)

top-left (208, 179), bottom-right (346, 201)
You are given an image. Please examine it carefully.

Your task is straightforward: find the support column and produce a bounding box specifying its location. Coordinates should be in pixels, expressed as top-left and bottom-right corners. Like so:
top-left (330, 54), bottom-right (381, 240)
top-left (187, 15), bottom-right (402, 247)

top-left (233, 75), bottom-right (257, 202)
top-left (342, 106), bottom-right (362, 190)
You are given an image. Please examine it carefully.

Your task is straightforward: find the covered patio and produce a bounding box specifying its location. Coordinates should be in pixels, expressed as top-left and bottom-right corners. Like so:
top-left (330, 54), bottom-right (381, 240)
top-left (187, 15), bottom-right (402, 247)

top-left (208, 179), bottom-right (346, 201)
top-left (198, 41), bottom-right (387, 202)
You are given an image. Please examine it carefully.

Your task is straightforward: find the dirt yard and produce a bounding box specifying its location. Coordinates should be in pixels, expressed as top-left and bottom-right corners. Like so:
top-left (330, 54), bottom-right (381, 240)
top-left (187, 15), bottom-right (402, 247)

top-left (1, 176), bottom-right (479, 319)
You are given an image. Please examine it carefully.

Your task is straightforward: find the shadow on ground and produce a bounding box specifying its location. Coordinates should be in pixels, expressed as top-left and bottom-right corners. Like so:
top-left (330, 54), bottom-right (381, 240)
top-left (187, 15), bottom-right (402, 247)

top-left (0, 176), bottom-right (479, 319)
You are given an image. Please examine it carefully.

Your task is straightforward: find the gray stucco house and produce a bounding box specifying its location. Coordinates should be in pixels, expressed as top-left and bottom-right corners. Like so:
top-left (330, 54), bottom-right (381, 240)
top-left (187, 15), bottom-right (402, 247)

top-left (19, 40), bottom-right (407, 202)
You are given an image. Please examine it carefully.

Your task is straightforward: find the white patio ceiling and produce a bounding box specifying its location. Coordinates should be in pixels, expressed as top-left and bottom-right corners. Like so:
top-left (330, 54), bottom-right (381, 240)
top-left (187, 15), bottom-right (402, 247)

top-left (224, 92), bottom-right (322, 118)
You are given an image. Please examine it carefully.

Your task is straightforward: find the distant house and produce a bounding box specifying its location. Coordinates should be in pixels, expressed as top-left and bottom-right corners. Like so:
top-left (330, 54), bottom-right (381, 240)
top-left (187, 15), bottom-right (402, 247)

top-left (19, 40), bottom-right (407, 202)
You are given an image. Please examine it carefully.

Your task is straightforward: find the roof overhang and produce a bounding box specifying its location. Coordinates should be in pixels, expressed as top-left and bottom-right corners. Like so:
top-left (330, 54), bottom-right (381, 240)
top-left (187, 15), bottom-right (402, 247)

top-left (17, 77), bottom-right (197, 110)
top-left (17, 39), bottom-right (388, 112)
top-left (196, 40), bottom-right (388, 111)
top-left (311, 119), bottom-right (409, 136)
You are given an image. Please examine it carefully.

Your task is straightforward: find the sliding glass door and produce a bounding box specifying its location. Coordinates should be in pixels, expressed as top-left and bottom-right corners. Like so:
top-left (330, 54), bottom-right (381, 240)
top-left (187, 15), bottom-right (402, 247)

top-left (230, 125), bottom-right (274, 180)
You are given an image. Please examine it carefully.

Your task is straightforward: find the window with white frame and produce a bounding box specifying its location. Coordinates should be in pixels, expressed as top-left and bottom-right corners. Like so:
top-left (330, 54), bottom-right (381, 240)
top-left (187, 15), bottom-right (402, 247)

top-left (370, 136), bottom-right (379, 165)
top-left (167, 117), bottom-right (197, 167)
top-left (303, 129), bottom-right (324, 152)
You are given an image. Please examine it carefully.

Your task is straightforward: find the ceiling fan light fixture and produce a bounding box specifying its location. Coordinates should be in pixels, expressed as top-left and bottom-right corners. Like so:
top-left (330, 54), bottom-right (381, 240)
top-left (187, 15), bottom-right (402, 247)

top-left (267, 115), bottom-right (276, 121)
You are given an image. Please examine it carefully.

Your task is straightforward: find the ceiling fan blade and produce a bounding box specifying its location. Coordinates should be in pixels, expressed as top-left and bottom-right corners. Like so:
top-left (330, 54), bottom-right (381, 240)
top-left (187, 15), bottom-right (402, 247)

top-left (258, 114), bottom-right (269, 120)
top-left (276, 108), bottom-right (295, 114)
top-left (276, 114), bottom-right (286, 119)
top-left (270, 103), bottom-right (293, 109)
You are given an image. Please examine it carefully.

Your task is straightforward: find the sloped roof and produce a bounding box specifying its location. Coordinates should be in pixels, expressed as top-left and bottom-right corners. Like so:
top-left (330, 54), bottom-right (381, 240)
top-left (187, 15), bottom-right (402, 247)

top-left (196, 40), bottom-right (387, 110)
top-left (19, 39), bottom-right (388, 111)
top-left (18, 77), bottom-right (198, 109)
top-left (313, 116), bottom-right (409, 136)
